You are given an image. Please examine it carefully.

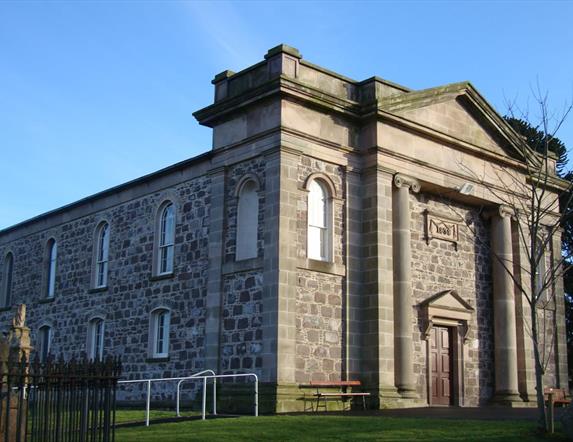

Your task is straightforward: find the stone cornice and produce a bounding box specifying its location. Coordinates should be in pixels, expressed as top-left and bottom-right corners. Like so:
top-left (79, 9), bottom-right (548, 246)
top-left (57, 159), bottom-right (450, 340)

top-left (393, 173), bottom-right (421, 193)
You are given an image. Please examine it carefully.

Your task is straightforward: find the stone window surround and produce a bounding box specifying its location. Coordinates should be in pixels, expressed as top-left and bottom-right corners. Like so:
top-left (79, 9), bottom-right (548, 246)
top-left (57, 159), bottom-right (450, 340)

top-left (0, 251), bottom-right (14, 310)
top-left (90, 220), bottom-right (111, 291)
top-left (148, 307), bottom-right (171, 361)
top-left (86, 315), bottom-right (105, 361)
top-left (302, 172), bottom-right (339, 264)
top-left (43, 237), bottom-right (58, 300)
top-left (233, 173), bottom-right (262, 262)
top-left (152, 199), bottom-right (177, 279)
top-left (37, 323), bottom-right (53, 362)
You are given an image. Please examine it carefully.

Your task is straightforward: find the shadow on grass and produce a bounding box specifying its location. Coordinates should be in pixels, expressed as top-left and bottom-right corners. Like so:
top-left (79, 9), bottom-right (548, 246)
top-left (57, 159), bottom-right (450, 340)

top-left (115, 415), bottom-right (568, 442)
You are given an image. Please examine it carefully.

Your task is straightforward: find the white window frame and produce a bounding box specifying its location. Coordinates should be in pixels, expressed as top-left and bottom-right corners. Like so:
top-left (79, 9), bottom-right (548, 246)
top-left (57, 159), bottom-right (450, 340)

top-left (95, 223), bottom-right (110, 288)
top-left (46, 240), bottom-right (57, 298)
top-left (38, 325), bottom-right (52, 363)
top-left (157, 203), bottom-right (175, 275)
top-left (2, 253), bottom-right (14, 308)
top-left (87, 318), bottom-right (105, 361)
top-left (307, 179), bottom-right (331, 261)
top-left (236, 180), bottom-right (259, 261)
top-left (150, 309), bottom-right (170, 358)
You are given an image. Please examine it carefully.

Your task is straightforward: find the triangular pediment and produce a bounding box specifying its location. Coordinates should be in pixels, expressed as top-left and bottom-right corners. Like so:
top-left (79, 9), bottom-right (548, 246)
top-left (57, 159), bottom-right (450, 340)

top-left (420, 290), bottom-right (474, 313)
top-left (380, 82), bottom-right (532, 163)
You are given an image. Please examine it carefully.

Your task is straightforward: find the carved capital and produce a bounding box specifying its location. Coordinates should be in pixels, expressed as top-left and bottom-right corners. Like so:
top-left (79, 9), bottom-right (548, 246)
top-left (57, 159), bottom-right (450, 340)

top-left (393, 174), bottom-right (421, 193)
top-left (483, 205), bottom-right (515, 221)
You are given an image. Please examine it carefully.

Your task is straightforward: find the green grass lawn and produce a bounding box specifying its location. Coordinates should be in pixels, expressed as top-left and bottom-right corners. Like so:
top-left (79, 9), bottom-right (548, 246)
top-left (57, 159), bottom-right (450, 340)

top-left (115, 415), bottom-right (567, 441)
top-left (115, 409), bottom-right (199, 424)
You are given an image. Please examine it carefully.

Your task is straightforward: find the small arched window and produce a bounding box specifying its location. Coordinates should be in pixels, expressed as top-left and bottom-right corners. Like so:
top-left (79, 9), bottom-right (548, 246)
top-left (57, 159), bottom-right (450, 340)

top-left (95, 223), bottom-right (110, 288)
top-left (1, 253), bottom-right (14, 308)
top-left (307, 180), bottom-right (331, 261)
top-left (38, 325), bottom-right (52, 363)
top-left (158, 203), bottom-right (175, 275)
top-left (46, 239), bottom-right (57, 298)
top-left (236, 180), bottom-right (259, 261)
top-left (87, 318), bottom-right (105, 361)
top-left (150, 308), bottom-right (170, 358)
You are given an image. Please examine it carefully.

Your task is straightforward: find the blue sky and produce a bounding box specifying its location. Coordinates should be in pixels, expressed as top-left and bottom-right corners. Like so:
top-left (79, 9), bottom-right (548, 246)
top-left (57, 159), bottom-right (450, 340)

top-left (1, 0), bottom-right (572, 230)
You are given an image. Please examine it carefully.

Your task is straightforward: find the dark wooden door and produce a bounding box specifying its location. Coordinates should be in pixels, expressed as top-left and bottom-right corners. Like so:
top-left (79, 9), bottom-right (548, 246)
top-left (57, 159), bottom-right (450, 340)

top-left (430, 326), bottom-right (453, 406)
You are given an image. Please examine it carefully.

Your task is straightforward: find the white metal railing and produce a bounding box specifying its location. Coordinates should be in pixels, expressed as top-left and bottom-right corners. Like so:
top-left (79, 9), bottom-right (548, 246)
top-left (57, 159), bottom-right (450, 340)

top-left (177, 373), bottom-right (259, 421)
top-left (118, 369), bottom-right (216, 426)
top-left (117, 371), bottom-right (259, 426)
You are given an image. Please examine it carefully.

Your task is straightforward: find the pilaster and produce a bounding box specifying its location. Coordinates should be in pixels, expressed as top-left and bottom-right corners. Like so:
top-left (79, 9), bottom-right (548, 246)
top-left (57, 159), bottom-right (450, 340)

top-left (204, 167), bottom-right (226, 372)
top-left (361, 166), bottom-right (399, 404)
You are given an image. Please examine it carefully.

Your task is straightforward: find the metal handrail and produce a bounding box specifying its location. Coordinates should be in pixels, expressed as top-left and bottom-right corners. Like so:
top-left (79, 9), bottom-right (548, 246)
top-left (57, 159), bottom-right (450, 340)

top-left (176, 371), bottom-right (217, 417)
top-left (117, 369), bottom-right (216, 426)
top-left (189, 373), bottom-right (259, 420)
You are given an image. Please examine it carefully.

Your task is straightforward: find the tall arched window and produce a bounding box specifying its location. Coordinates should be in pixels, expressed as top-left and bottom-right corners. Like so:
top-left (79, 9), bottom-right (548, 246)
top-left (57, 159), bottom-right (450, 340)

top-left (1, 253), bottom-right (14, 308)
top-left (94, 223), bottom-right (110, 288)
top-left (307, 180), bottom-right (330, 261)
top-left (87, 318), bottom-right (105, 361)
top-left (236, 180), bottom-right (259, 260)
top-left (46, 239), bottom-right (57, 298)
top-left (149, 308), bottom-right (170, 358)
top-left (158, 203), bottom-right (175, 275)
top-left (38, 325), bottom-right (52, 363)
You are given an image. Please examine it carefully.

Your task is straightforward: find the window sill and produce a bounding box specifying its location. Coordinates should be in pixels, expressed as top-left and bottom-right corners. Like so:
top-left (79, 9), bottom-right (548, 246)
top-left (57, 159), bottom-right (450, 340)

top-left (38, 297), bottom-right (56, 304)
top-left (88, 286), bottom-right (108, 294)
top-left (222, 257), bottom-right (263, 275)
top-left (150, 272), bottom-right (174, 282)
top-left (298, 259), bottom-right (346, 276)
top-left (146, 356), bottom-right (170, 363)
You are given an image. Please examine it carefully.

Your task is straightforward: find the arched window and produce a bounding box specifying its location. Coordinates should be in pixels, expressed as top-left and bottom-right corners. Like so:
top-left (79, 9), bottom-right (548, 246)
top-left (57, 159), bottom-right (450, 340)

top-left (95, 223), bottom-right (110, 288)
top-left (157, 203), bottom-right (175, 275)
top-left (1, 253), bottom-right (14, 308)
top-left (46, 239), bottom-right (57, 298)
top-left (307, 180), bottom-right (331, 261)
top-left (236, 180), bottom-right (259, 260)
top-left (87, 318), bottom-right (105, 361)
top-left (150, 308), bottom-right (170, 358)
top-left (38, 325), bottom-right (52, 363)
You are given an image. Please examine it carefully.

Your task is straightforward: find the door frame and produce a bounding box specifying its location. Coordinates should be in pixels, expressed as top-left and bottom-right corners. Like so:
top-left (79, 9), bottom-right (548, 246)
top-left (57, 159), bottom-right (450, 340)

top-left (426, 320), bottom-right (464, 407)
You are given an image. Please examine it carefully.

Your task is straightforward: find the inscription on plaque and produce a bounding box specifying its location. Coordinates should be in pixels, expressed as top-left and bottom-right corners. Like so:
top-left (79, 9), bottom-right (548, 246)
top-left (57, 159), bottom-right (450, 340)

top-left (425, 210), bottom-right (460, 246)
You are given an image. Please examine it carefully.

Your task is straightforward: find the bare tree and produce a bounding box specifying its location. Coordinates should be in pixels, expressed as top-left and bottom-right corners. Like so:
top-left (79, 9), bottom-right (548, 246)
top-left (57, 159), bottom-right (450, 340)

top-left (451, 89), bottom-right (572, 431)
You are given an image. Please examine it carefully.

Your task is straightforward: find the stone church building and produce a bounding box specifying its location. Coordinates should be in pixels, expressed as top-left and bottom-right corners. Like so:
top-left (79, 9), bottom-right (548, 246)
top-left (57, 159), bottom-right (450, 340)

top-left (0, 45), bottom-right (568, 410)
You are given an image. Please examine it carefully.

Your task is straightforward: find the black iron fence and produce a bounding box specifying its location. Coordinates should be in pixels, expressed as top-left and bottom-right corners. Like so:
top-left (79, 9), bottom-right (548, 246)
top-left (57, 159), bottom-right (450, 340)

top-left (0, 354), bottom-right (121, 442)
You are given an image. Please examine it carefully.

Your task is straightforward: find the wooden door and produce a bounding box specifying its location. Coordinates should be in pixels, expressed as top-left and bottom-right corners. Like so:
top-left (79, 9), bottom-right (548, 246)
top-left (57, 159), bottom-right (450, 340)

top-left (430, 326), bottom-right (453, 406)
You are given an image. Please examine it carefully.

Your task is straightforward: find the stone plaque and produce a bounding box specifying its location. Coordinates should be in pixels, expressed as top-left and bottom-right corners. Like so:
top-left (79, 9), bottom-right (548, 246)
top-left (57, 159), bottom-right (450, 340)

top-left (425, 210), bottom-right (459, 246)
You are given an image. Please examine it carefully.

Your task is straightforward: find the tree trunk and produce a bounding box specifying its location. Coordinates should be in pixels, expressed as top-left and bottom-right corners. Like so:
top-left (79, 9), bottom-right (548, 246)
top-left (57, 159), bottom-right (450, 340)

top-left (531, 306), bottom-right (547, 431)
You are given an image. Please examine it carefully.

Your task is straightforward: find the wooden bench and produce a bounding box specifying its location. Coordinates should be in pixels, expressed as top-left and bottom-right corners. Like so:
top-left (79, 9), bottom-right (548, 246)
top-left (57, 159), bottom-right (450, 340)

top-left (544, 387), bottom-right (571, 407)
top-left (301, 380), bottom-right (370, 411)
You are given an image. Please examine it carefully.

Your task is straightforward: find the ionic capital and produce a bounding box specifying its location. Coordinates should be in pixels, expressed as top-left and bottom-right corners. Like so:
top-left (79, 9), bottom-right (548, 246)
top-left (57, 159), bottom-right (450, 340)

top-left (483, 205), bottom-right (515, 221)
top-left (393, 174), bottom-right (421, 193)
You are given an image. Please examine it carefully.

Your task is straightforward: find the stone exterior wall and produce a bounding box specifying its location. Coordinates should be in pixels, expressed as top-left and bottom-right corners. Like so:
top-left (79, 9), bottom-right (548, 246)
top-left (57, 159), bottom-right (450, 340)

top-left (294, 155), bottom-right (346, 383)
top-left (410, 193), bottom-right (494, 406)
top-left (221, 271), bottom-right (263, 375)
top-left (295, 270), bottom-right (343, 382)
top-left (0, 176), bottom-right (212, 400)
